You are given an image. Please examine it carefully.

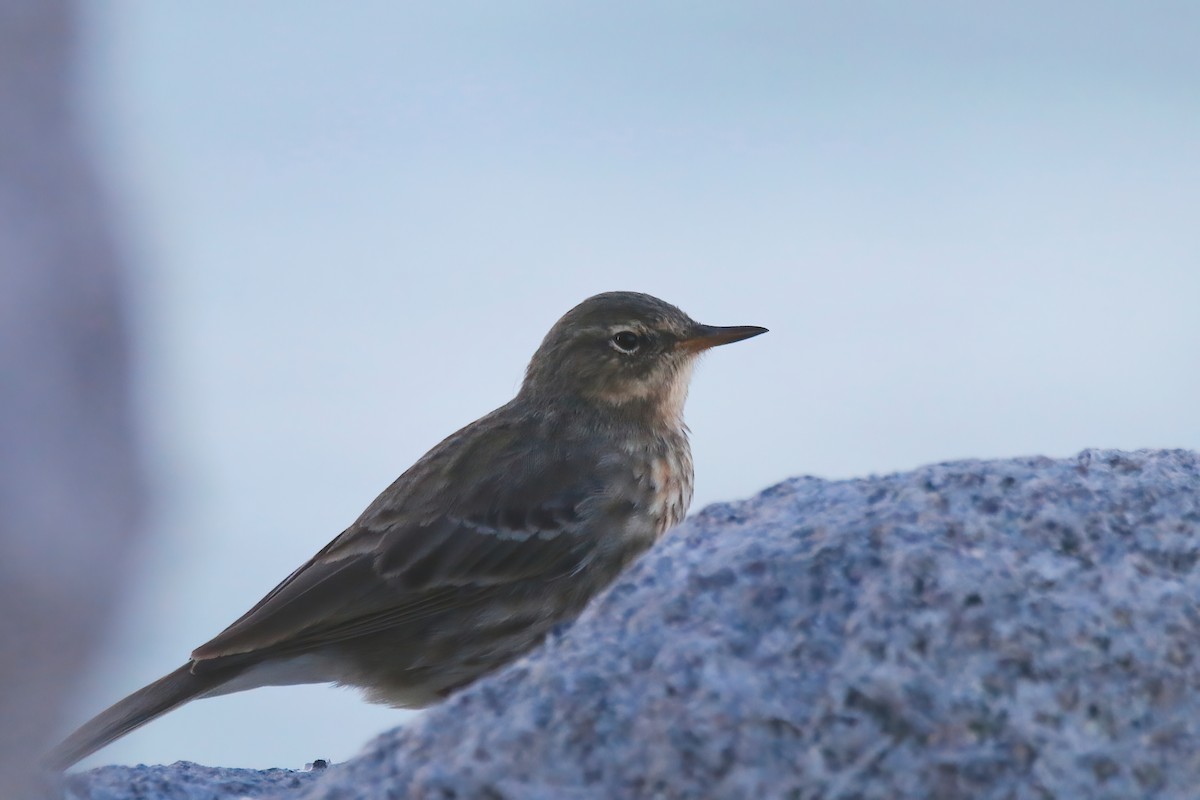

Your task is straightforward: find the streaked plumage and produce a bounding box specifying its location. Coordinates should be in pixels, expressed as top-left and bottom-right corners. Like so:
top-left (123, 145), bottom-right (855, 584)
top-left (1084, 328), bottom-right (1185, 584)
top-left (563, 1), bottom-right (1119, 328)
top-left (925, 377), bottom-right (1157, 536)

top-left (50, 291), bottom-right (765, 768)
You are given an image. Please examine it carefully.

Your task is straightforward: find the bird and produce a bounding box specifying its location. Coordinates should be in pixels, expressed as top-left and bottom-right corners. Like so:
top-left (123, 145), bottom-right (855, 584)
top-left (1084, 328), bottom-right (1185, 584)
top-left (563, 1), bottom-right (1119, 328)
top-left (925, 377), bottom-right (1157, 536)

top-left (50, 290), bottom-right (766, 769)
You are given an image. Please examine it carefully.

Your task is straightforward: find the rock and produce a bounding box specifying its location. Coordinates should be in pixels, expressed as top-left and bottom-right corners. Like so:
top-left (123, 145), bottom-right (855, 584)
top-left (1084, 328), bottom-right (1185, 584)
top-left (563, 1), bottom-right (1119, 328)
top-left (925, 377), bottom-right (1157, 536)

top-left (62, 763), bottom-right (319, 800)
top-left (69, 450), bottom-right (1200, 799)
top-left (1, 1), bottom-right (143, 797)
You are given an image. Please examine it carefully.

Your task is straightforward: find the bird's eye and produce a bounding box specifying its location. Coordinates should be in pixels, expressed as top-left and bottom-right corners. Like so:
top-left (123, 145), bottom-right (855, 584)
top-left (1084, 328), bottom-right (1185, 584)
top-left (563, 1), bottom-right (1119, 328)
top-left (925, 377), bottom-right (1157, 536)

top-left (611, 331), bottom-right (642, 353)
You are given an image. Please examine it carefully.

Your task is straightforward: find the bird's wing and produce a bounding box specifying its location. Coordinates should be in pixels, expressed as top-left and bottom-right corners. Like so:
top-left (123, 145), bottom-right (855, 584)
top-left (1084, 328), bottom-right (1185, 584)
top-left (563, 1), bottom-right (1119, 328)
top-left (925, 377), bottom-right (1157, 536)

top-left (190, 413), bottom-right (635, 664)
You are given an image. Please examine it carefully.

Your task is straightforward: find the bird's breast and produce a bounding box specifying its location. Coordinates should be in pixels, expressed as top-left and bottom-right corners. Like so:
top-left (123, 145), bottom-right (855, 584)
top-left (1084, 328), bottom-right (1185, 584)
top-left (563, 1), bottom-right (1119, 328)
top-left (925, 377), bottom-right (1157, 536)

top-left (626, 434), bottom-right (693, 536)
top-left (650, 451), bottom-right (693, 533)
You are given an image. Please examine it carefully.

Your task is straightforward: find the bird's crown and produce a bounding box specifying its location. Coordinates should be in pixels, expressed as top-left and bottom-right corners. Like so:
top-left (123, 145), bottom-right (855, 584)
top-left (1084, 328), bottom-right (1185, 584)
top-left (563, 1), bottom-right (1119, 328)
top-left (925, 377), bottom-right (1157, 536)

top-left (519, 291), bottom-right (765, 424)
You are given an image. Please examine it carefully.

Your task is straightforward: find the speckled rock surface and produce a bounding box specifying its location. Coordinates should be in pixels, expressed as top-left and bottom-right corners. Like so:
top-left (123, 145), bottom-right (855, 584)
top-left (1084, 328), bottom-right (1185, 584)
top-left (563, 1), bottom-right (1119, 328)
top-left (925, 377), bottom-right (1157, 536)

top-left (62, 763), bottom-right (319, 800)
top-left (67, 450), bottom-right (1200, 799)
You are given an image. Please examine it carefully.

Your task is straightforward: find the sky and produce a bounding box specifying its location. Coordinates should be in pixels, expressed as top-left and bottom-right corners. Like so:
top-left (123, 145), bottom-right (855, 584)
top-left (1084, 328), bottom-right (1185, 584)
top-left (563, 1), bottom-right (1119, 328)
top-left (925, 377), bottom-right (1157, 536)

top-left (67, 0), bottom-right (1198, 770)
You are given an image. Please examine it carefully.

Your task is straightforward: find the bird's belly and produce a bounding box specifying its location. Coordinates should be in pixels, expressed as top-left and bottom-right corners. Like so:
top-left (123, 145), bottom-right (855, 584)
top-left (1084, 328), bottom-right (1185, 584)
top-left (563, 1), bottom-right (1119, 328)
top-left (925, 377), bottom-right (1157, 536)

top-left (347, 607), bottom-right (566, 708)
top-left (198, 653), bottom-right (345, 698)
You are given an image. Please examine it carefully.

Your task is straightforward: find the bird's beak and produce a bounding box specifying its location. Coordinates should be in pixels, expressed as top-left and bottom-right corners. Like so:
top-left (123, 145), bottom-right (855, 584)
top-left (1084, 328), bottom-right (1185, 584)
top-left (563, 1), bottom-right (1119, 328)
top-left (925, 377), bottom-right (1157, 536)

top-left (677, 324), bottom-right (769, 353)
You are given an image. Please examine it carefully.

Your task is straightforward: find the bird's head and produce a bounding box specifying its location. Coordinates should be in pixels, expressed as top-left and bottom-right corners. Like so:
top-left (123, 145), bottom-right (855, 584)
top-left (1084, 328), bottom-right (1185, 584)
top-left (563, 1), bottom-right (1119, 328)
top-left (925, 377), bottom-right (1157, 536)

top-left (520, 291), bottom-right (766, 426)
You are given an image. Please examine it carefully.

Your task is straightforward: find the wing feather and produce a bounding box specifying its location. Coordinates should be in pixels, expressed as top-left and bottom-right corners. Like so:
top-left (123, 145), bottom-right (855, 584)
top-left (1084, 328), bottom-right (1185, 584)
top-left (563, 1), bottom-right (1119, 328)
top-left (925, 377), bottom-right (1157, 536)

top-left (191, 409), bottom-right (633, 664)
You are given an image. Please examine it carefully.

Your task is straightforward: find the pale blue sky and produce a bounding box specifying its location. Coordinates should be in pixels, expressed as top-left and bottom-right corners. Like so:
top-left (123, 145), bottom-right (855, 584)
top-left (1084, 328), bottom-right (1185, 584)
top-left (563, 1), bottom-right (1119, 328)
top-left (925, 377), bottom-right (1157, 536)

top-left (69, 1), bottom-right (1198, 770)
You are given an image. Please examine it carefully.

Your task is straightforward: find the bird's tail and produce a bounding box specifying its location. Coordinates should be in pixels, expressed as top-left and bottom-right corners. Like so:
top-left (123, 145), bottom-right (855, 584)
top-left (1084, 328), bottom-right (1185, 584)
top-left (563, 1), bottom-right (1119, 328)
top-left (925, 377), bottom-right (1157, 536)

top-left (47, 662), bottom-right (235, 770)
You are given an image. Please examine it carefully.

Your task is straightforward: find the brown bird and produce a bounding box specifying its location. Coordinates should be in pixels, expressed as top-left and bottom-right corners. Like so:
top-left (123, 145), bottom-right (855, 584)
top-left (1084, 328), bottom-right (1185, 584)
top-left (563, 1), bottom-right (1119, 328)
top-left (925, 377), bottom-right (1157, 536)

top-left (50, 291), bottom-right (766, 768)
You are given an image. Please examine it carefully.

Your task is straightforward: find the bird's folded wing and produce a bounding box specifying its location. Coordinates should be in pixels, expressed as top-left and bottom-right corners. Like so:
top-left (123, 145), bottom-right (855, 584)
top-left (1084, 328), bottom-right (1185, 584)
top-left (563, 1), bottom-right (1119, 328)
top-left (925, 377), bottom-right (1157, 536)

top-left (190, 445), bottom-right (624, 664)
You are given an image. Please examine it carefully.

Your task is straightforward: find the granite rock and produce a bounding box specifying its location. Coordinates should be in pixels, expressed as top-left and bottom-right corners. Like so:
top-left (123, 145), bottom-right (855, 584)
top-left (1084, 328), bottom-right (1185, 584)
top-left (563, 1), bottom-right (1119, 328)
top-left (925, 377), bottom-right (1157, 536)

top-left (70, 450), bottom-right (1200, 799)
top-left (63, 763), bottom-right (319, 800)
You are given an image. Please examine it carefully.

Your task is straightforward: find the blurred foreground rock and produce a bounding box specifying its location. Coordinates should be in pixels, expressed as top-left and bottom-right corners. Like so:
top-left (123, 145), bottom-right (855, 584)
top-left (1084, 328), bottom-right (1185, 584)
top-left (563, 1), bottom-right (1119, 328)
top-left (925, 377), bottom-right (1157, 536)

top-left (1, 1), bottom-right (143, 797)
top-left (67, 450), bottom-right (1200, 799)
